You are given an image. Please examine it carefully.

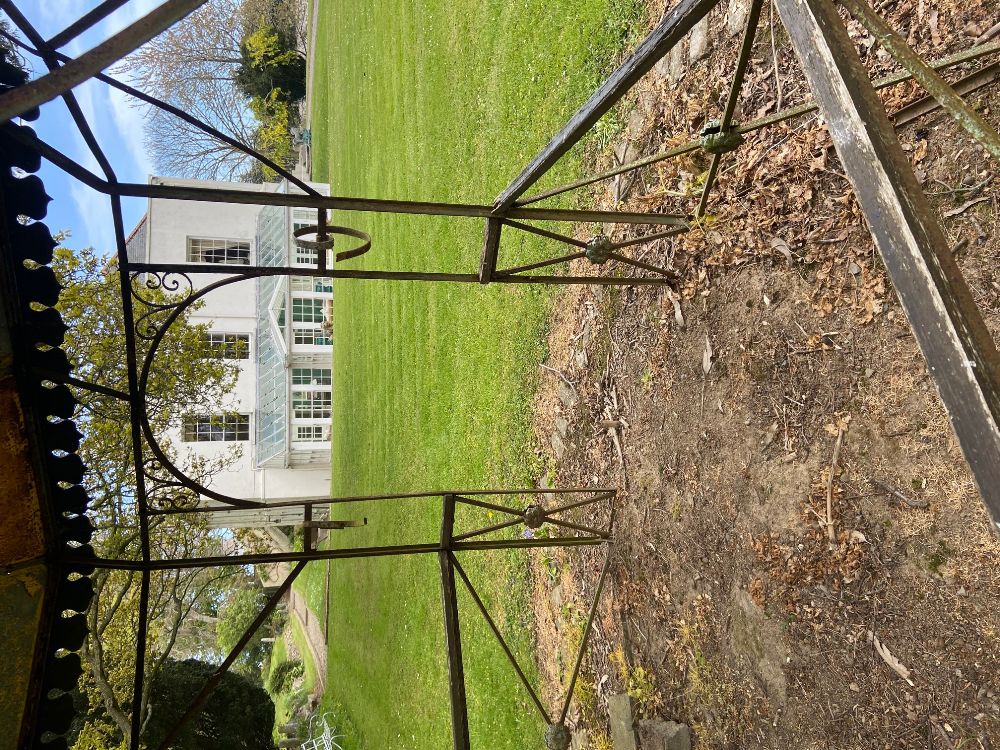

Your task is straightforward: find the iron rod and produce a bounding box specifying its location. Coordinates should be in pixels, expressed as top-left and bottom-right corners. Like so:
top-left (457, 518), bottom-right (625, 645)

top-left (544, 516), bottom-right (611, 539)
top-left (559, 549), bottom-right (613, 724)
top-left (503, 219), bottom-right (588, 248)
top-left (0, 0), bottom-right (208, 123)
top-left (893, 61), bottom-right (1000, 126)
top-left (0, 5), bottom-right (119, 184)
top-left (130, 569), bottom-right (151, 750)
top-left (0, 32), bottom-right (321, 197)
top-left (129, 263), bottom-right (677, 286)
top-left (155, 562), bottom-right (306, 750)
top-left (609, 226), bottom-right (688, 250)
top-left (46, 0), bottom-right (131, 49)
top-left (695, 0), bottom-right (764, 217)
top-left (451, 518), bottom-right (523, 542)
top-left (439, 495), bottom-right (471, 750)
top-left (69, 543), bottom-right (444, 571)
top-left (453, 536), bottom-right (605, 552)
top-left (114, 181), bottom-right (689, 225)
top-left (547, 491), bottom-right (616, 516)
top-left (607, 251), bottom-right (676, 279)
top-left (151, 487), bottom-right (614, 517)
top-left (500, 273), bottom-right (673, 286)
top-left (495, 251), bottom-right (586, 277)
top-left (450, 553), bottom-right (552, 724)
top-left (515, 40), bottom-right (1000, 206)
top-left (453, 495), bottom-right (525, 517)
top-left (0, 122), bottom-right (107, 190)
top-left (39, 372), bottom-right (132, 401)
top-left (839, 0), bottom-right (1000, 159)
top-left (494, 0), bottom-right (724, 208)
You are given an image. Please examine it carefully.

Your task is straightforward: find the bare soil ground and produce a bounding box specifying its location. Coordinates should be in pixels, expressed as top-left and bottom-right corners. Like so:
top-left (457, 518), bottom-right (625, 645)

top-left (529, 2), bottom-right (1000, 748)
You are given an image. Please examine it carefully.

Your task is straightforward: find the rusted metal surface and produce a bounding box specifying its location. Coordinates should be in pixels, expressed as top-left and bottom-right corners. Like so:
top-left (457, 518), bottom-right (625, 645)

top-left (451, 553), bottom-right (553, 724)
top-left (45, 0), bottom-right (132, 49)
top-left (892, 61), bottom-right (1000, 127)
top-left (775, 0), bottom-right (1000, 530)
top-left (439, 495), bottom-right (471, 750)
top-left (517, 40), bottom-right (1000, 207)
top-left (6, 0), bottom-right (1000, 745)
top-left (695, 0), bottom-right (764, 217)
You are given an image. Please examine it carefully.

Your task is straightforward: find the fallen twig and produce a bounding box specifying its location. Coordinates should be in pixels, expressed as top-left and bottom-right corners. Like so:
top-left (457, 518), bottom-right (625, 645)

top-left (943, 196), bottom-right (991, 218)
top-left (826, 427), bottom-right (845, 543)
top-left (539, 363), bottom-right (575, 391)
top-left (868, 630), bottom-right (915, 686)
top-left (870, 478), bottom-right (929, 508)
top-left (975, 20), bottom-right (1000, 45)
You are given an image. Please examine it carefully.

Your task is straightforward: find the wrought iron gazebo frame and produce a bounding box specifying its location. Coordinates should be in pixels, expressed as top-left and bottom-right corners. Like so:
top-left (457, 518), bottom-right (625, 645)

top-left (2, 0), bottom-right (1000, 748)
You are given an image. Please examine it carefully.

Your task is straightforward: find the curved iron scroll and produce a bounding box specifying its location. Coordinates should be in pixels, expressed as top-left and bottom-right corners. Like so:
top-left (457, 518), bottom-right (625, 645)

top-left (292, 224), bottom-right (372, 263)
top-left (128, 268), bottom-right (338, 509)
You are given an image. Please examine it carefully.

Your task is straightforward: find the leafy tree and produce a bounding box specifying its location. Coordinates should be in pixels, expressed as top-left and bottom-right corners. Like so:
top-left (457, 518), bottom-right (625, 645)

top-left (117, 0), bottom-right (307, 180)
top-left (216, 583), bottom-right (271, 676)
top-left (235, 25), bottom-right (306, 102)
top-left (52, 245), bottom-right (256, 748)
top-left (144, 658), bottom-right (275, 750)
top-left (0, 18), bottom-right (30, 86)
top-left (248, 91), bottom-right (296, 178)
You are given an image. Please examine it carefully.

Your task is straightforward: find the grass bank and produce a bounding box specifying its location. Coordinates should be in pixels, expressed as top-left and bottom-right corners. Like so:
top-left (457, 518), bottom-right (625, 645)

top-left (306, 1), bottom-right (643, 748)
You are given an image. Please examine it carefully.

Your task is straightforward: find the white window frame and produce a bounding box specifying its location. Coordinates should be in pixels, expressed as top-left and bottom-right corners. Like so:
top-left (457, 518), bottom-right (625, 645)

top-left (186, 237), bottom-right (251, 265)
top-left (182, 413), bottom-right (251, 442)
top-left (289, 291), bottom-right (331, 349)
top-left (201, 332), bottom-right (251, 360)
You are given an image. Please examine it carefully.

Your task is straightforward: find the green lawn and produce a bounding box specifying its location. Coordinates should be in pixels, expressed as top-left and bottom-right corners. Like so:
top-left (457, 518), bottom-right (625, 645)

top-left (305, 2), bottom-right (642, 748)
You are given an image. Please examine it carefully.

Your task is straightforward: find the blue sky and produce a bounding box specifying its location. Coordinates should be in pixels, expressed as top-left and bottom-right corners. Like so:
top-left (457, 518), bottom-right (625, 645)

top-left (12, 0), bottom-right (165, 255)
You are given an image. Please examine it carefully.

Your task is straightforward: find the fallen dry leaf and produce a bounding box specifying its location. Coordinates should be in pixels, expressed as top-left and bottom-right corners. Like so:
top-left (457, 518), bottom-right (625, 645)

top-left (767, 234), bottom-right (794, 265)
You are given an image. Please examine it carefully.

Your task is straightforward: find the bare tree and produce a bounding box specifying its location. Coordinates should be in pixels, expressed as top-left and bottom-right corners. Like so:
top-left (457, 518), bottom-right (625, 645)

top-left (115, 0), bottom-right (244, 99)
top-left (117, 0), bottom-right (258, 180)
top-left (143, 77), bottom-right (260, 181)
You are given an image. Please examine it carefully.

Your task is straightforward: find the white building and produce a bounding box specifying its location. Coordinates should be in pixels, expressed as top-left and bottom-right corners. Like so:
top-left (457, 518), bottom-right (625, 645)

top-left (126, 176), bottom-right (334, 526)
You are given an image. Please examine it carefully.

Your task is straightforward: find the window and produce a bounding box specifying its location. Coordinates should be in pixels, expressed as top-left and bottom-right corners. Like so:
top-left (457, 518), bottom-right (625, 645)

top-left (294, 425), bottom-right (328, 442)
top-left (293, 326), bottom-right (331, 346)
top-left (291, 298), bottom-right (324, 323)
top-left (201, 332), bottom-right (250, 360)
top-left (187, 237), bottom-right (250, 265)
top-left (290, 276), bottom-right (332, 293)
top-left (292, 222), bottom-right (332, 267)
top-left (293, 392), bottom-right (331, 420)
top-left (292, 368), bottom-right (332, 385)
top-left (182, 414), bottom-right (250, 442)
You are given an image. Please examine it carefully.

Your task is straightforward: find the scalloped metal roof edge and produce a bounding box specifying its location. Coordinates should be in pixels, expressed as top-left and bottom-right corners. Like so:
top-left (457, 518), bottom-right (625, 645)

top-left (1, 90), bottom-right (98, 748)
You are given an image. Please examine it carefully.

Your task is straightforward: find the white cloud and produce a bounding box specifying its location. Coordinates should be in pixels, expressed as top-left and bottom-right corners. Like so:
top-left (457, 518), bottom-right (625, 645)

top-left (115, 0), bottom-right (164, 27)
top-left (35, 0), bottom-right (88, 28)
top-left (69, 176), bottom-right (114, 253)
top-left (109, 84), bottom-right (155, 180)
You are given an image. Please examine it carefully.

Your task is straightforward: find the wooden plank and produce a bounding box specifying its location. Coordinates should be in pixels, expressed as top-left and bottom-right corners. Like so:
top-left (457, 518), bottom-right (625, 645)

top-left (479, 218), bottom-right (503, 284)
top-left (774, 0), bottom-right (1000, 531)
top-left (438, 495), bottom-right (471, 750)
top-left (493, 0), bottom-right (722, 209)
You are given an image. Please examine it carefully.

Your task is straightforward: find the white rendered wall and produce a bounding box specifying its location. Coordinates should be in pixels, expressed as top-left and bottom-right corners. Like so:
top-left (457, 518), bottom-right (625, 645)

top-left (140, 176), bottom-right (332, 512)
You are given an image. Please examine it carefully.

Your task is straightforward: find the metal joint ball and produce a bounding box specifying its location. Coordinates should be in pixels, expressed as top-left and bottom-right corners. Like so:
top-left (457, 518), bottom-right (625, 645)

top-left (585, 235), bottom-right (612, 265)
top-left (699, 119), bottom-right (745, 154)
top-left (522, 504), bottom-right (547, 529)
top-left (544, 723), bottom-right (572, 750)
